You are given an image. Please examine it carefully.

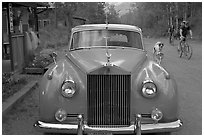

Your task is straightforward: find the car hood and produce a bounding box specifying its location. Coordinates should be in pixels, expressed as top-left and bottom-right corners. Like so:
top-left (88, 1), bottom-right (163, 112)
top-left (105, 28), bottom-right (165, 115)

top-left (67, 48), bottom-right (147, 73)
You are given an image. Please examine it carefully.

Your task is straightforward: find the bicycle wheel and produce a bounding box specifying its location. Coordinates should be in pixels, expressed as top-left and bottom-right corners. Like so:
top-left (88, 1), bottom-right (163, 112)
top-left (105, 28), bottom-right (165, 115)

top-left (185, 44), bottom-right (193, 60)
top-left (179, 42), bottom-right (184, 58)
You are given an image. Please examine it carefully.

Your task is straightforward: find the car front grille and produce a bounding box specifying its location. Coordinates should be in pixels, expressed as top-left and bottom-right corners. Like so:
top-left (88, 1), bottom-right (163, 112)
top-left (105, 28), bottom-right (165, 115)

top-left (87, 74), bottom-right (130, 126)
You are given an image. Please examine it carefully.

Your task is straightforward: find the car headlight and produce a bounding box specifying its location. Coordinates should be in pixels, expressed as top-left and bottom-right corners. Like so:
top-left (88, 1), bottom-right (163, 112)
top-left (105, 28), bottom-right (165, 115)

top-left (61, 80), bottom-right (76, 98)
top-left (141, 80), bottom-right (157, 98)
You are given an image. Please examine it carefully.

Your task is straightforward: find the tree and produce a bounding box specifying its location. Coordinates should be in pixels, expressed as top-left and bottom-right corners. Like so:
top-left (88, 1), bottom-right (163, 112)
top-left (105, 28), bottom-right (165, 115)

top-left (120, 2), bottom-right (201, 38)
top-left (105, 3), bottom-right (120, 24)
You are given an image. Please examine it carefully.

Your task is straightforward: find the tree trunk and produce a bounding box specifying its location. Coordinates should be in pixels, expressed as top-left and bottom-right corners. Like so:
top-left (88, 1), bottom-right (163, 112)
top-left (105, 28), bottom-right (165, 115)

top-left (55, 4), bottom-right (57, 28)
top-left (175, 2), bottom-right (179, 32)
top-left (170, 3), bottom-right (173, 26)
top-left (166, 3), bottom-right (169, 26)
top-left (184, 2), bottom-right (188, 21)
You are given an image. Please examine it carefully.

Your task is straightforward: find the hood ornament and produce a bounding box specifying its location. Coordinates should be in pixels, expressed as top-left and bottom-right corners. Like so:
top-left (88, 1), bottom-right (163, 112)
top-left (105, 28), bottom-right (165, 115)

top-left (103, 10), bottom-right (113, 66)
top-left (106, 52), bottom-right (112, 66)
top-left (104, 36), bottom-right (113, 66)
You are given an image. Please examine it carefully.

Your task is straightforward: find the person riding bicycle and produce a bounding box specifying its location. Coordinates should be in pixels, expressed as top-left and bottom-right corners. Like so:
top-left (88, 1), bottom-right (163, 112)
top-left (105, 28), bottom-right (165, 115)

top-left (178, 21), bottom-right (193, 51)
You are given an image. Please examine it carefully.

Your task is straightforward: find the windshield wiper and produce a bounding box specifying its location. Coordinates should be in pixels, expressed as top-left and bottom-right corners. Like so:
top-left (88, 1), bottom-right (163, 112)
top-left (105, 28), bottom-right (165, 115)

top-left (70, 47), bottom-right (91, 51)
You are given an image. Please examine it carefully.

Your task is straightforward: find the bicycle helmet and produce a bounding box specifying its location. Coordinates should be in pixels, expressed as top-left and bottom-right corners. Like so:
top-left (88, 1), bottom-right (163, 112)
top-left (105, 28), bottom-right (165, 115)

top-left (182, 21), bottom-right (189, 25)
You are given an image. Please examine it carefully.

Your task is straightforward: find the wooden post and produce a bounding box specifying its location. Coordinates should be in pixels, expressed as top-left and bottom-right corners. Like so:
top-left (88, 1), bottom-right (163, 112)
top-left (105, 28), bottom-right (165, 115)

top-left (34, 7), bottom-right (38, 32)
top-left (7, 2), bottom-right (14, 71)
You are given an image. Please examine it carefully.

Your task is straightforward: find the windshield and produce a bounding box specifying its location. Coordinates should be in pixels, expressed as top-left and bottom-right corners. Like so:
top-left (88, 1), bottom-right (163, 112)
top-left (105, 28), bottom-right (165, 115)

top-left (70, 30), bottom-right (143, 50)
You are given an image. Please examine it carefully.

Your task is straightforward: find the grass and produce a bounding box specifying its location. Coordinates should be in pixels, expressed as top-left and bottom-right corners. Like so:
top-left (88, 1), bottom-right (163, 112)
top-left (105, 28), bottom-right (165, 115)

top-left (2, 74), bottom-right (27, 102)
top-left (2, 73), bottom-right (41, 102)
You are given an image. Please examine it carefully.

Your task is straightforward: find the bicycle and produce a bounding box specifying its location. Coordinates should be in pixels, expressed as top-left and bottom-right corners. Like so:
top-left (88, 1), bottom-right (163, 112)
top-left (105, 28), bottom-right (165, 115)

top-left (178, 37), bottom-right (192, 60)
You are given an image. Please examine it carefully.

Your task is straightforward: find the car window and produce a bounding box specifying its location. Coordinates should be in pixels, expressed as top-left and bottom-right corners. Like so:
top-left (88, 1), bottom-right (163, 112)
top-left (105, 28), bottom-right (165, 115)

top-left (70, 30), bottom-right (143, 50)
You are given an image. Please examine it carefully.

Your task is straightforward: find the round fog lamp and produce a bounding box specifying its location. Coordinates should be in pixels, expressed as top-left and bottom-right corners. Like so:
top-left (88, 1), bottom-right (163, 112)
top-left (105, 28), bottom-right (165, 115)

top-left (151, 108), bottom-right (163, 122)
top-left (55, 109), bottom-right (67, 122)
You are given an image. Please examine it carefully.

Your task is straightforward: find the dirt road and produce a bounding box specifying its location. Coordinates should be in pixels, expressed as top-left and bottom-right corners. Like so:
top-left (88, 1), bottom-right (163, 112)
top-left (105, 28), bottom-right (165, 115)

top-left (144, 38), bottom-right (202, 135)
top-left (2, 38), bottom-right (202, 135)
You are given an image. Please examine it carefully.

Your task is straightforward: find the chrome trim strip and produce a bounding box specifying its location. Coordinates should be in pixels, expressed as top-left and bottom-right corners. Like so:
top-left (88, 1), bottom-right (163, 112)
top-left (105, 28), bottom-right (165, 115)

top-left (34, 119), bottom-right (182, 134)
top-left (141, 119), bottom-right (183, 133)
top-left (36, 121), bottom-right (78, 130)
top-left (84, 124), bottom-right (135, 133)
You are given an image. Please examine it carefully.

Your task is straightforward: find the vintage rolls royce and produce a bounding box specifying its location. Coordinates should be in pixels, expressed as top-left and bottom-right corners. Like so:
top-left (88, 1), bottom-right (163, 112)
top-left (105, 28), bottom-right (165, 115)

top-left (34, 24), bottom-right (182, 134)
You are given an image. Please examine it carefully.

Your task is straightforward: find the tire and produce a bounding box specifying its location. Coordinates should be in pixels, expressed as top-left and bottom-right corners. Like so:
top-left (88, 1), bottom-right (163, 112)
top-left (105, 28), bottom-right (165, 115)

top-left (186, 44), bottom-right (193, 60)
top-left (179, 42), bottom-right (184, 58)
top-left (179, 48), bottom-right (183, 58)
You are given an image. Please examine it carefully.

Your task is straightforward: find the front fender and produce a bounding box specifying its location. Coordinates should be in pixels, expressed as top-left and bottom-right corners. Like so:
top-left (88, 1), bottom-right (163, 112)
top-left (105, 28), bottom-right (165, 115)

top-left (39, 59), bottom-right (86, 122)
top-left (131, 60), bottom-right (178, 122)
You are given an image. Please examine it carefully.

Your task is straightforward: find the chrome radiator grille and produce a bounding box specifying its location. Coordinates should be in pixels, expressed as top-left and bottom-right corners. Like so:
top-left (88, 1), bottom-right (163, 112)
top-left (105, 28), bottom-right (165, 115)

top-left (87, 74), bottom-right (130, 126)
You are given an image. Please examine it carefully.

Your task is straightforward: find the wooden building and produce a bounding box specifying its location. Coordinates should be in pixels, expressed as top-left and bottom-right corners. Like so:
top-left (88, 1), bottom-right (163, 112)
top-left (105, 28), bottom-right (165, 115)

top-left (2, 2), bottom-right (47, 73)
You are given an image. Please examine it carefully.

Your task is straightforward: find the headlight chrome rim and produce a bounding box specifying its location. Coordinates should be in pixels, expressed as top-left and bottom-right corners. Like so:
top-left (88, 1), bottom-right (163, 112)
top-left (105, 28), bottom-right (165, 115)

top-left (141, 79), bottom-right (157, 98)
top-left (61, 79), bottom-right (76, 98)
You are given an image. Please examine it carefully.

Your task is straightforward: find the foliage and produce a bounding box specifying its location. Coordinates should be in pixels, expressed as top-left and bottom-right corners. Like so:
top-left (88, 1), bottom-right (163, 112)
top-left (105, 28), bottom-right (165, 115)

top-left (2, 73), bottom-right (28, 102)
top-left (27, 53), bottom-right (53, 68)
top-left (37, 2), bottom-right (120, 51)
top-left (120, 2), bottom-right (202, 38)
top-left (105, 3), bottom-right (120, 24)
top-left (38, 2), bottom-right (120, 26)
top-left (39, 25), bottom-right (70, 49)
top-left (2, 72), bottom-right (13, 84)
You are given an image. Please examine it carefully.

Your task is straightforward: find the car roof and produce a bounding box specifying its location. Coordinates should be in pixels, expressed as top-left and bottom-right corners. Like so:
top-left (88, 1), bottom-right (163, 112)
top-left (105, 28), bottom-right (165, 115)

top-left (72, 24), bottom-right (142, 33)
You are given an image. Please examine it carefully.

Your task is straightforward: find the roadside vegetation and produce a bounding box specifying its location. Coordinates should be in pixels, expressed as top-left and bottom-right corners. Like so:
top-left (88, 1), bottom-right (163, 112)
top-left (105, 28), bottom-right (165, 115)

top-left (2, 73), bottom-right (40, 102)
top-left (120, 2), bottom-right (202, 39)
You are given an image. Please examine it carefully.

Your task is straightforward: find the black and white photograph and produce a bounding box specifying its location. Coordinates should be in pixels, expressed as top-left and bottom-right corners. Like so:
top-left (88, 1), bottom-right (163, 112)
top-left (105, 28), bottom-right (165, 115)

top-left (2, 2), bottom-right (202, 135)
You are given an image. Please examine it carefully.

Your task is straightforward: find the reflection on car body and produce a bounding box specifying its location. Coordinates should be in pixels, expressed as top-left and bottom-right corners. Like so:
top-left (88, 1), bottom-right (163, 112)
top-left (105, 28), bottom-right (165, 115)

top-left (34, 24), bottom-right (182, 135)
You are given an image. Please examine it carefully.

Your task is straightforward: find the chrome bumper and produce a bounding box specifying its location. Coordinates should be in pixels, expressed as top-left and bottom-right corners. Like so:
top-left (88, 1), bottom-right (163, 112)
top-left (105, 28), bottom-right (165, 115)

top-left (34, 114), bottom-right (182, 134)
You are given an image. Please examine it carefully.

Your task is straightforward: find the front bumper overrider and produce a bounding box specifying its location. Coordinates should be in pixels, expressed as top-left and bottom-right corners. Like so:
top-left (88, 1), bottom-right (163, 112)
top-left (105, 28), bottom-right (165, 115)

top-left (34, 114), bottom-right (182, 135)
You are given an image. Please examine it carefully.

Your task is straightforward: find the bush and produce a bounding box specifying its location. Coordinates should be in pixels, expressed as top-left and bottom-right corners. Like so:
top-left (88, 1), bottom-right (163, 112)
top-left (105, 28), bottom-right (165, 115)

top-left (27, 53), bottom-right (53, 68)
top-left (38, 25), bottom-right (70, 50)
top-left (2, 73), bottom-right (28, 102)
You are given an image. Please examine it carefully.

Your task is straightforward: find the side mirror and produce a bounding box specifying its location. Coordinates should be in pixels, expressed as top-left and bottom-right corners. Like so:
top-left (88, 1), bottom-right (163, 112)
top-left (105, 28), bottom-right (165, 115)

top-left (50, 52), bottom-right (57, 64)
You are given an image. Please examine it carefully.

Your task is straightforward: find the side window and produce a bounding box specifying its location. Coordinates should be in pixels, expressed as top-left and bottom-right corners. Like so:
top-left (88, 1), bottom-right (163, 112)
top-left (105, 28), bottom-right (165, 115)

top-left (134, 33), bottom-right (143, 49)
top-left (71, 33), bottom-right (79, 49)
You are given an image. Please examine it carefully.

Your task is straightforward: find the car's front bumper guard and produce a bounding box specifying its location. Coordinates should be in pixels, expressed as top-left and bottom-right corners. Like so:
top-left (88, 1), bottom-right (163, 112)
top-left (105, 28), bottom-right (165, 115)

top-left (34, 114), bottom-right (182, 134)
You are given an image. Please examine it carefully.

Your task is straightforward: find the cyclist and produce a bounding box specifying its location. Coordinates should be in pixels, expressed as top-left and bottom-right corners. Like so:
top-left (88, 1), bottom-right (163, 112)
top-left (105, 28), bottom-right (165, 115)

top-left (178, 21), bottom-right (193, 51)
